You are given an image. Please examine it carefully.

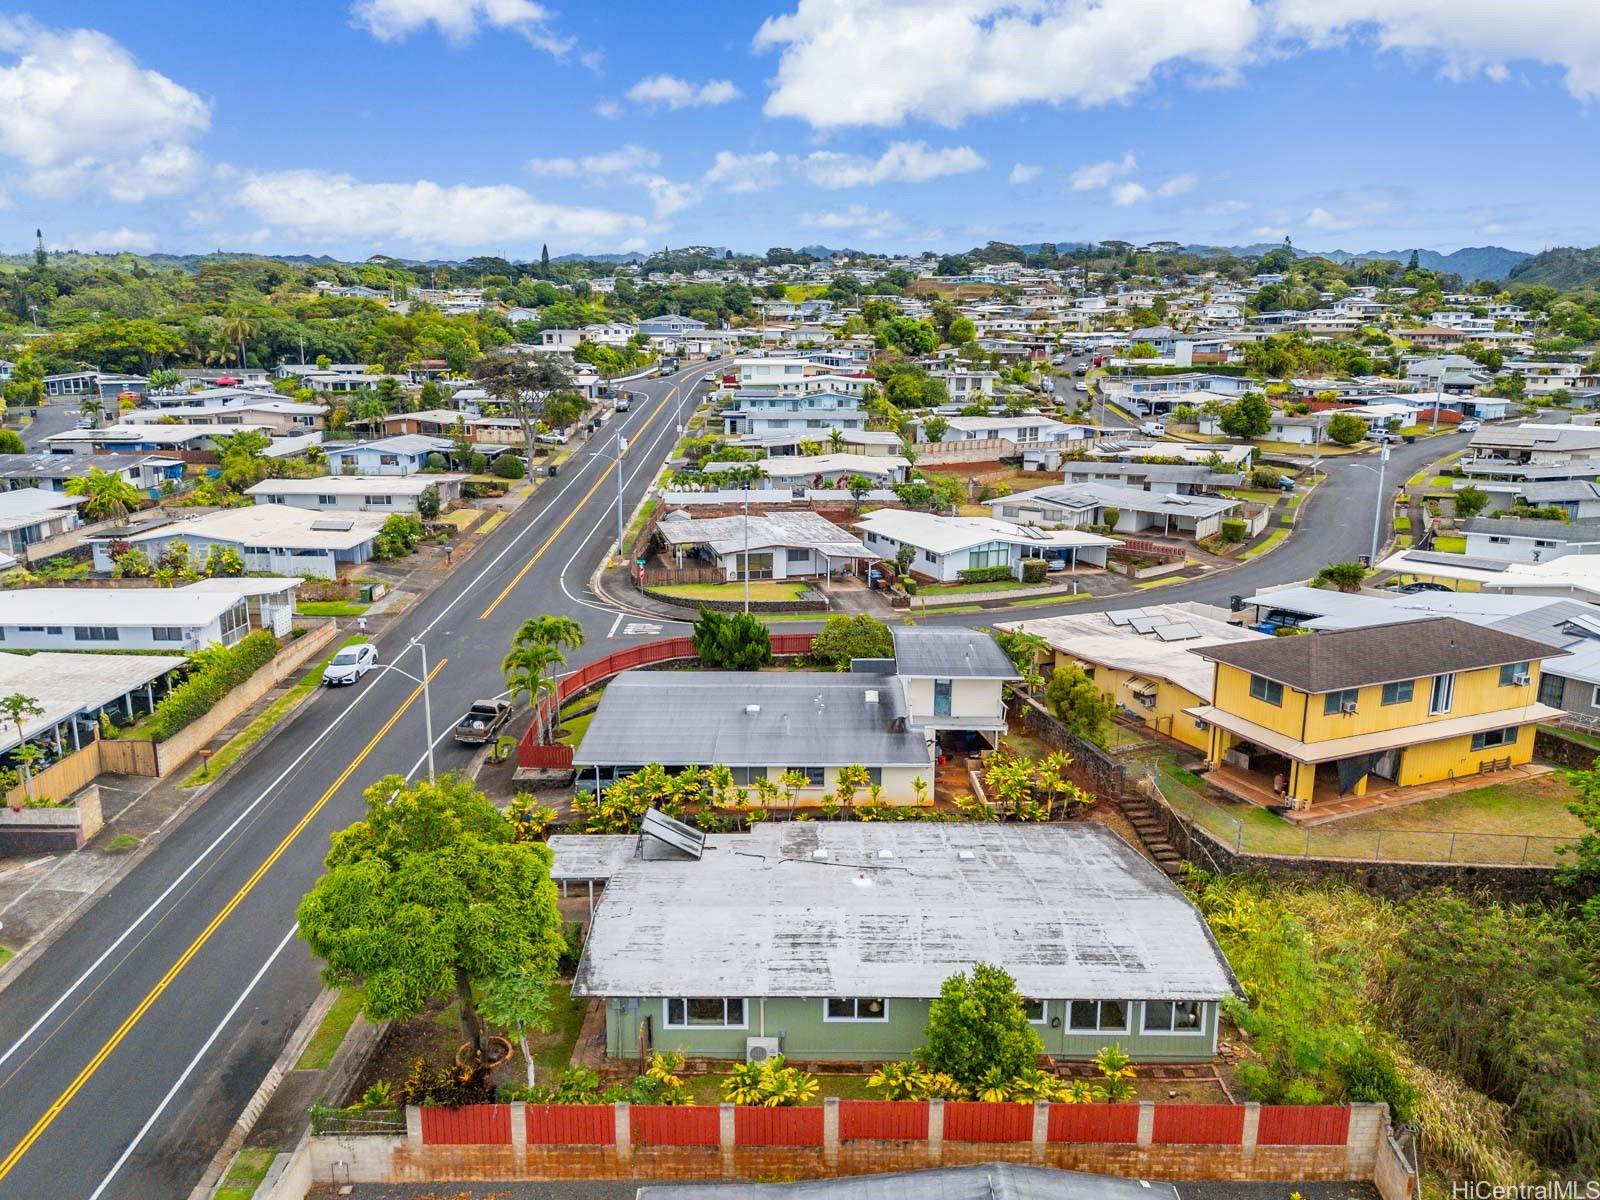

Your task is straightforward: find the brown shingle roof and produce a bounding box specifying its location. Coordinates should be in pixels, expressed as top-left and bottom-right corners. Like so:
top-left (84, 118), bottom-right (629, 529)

top-left (1195, 617), bottom-right (1564, 693)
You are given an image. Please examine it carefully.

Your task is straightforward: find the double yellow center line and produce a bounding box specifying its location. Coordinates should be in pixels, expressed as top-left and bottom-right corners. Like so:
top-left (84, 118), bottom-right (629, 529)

top-left (0, 660), bottom-right (446, 1183)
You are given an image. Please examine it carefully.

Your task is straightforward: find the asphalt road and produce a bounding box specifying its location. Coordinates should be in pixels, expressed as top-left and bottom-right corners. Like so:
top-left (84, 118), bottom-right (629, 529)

top-left (20, 396), bottom-right (81, 448)
top-left (0, 374), bottom-right (1467, 1199)
top-left (0, 363), bottom-right (707, 1200)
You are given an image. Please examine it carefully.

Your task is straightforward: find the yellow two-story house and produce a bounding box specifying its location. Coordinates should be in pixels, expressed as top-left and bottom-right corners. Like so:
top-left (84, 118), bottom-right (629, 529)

top-left (1186, 618), bottom-right (1566, 809)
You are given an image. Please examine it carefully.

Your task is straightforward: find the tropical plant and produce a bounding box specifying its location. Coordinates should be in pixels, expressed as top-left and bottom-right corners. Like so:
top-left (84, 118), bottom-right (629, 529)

top-left (1043, 665), bottom-right (1116, 746)
top-left (809, 614), bottom-right (893, 670)
top-left (1313, 561), bottom-right (1368, 592)
top-left (691, 607), bottom-right (772, 670)
top-left (65, 467), bottom-right (143, 521)
top-left (917, 963), bottom-right (1043, 1092)
top-left (719, 1055), bottom-right (820, 1107)
top-left (0, 693), bottom-right (46, 804)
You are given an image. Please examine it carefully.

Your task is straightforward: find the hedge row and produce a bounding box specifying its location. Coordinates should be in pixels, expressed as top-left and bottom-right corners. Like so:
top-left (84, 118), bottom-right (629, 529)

top-left (142, 630), bottom-right (279, 743)
top-left (956, 564), bottom-right (1015, 584)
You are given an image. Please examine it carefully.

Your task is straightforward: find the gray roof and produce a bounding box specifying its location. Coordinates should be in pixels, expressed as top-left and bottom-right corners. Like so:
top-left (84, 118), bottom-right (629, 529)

top-left (890, 626), bottom-right (1018, 680)
top-left (1517, 481), bottom-right (1600, 504)
top-left (573, 671), bottom-right (930, 769)
top-left (1059, 461), bottom-right (1242, 487)
top-left (998, 482), bottom-right (1238, 520)
top-left (1461, 458), bottom-right (1600, 481)
top-left (0, 452), bottom-right (174, 481)
top-left (656, 510), bottom-right (870, 559)
top-left (639, 1164), bottom-right (1182, 1200)
top-left (1199, 616), bottom-right (1563, 693)
top-left (570, 823), bottom-right (1238, 1002)
top-left (1464, 516), bottom-right (1600, 543)
top-left (325, 434), bottom-right (454, 456)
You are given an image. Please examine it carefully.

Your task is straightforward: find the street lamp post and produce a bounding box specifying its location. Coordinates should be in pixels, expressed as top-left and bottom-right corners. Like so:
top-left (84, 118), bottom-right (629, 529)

top-left (382, 639), bottom-right (437, 780)
top-left (614, 429), bottom-right (627, 555)
top-left (1368, 442), bottom-right (1391, 567)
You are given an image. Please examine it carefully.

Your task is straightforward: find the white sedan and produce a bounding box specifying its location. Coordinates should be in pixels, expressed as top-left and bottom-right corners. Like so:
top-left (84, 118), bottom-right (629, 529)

top-left (322, 642), bottom-right (378, 687)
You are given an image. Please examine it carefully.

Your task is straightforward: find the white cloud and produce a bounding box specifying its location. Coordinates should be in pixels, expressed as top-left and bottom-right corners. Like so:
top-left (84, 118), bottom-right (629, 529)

top-left (755, 0), bottom-right (1260, 127)
top-left (1206, 198), bottom-right (1250, 216)
top-left (800, 141), bottom-right (984, 188)
top-left (0, 19), bottom-right (209, 200)
top-left (1251, 225), bottom-right (1290, 239)
top-left (800, 203), bottom-right (903, 238)
top-left (1111, 181), bottom-right (1150, 205)
top-left (642, 176), bottom-right (699, 218)
top-left (528, 145), bottom-right (660, 178)
top-left (703, 150), bottom-right (786, 193)
top-left (233, 170), bottom-right (645, 251)
top-left (625, 74), bottom-right (741, 110)
top-left (1008, 162), bottom-right (1041, 184)
top-left (1271, 0), bottom-right (1600, 102)
top-left (1070, 153), bottom-right (1137, 192)
top-left (350, 0), bottom-right (571, 53)
top-left (71, 227), bottom-right (158, 253)
top-left (1158, 172), bottom-right (1198, 197)
top-left (594, 99), bottom-right (623, 120)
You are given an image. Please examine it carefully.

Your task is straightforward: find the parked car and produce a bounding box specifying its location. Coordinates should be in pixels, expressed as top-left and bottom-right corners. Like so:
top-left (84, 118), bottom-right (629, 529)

top-left (1396, 581), bottom-right (1454, 594)
top-left (1371, 429), bottom-right (1400, 444)
top-left (537, 429), bottom-right (569, 445)
top-left (1074, 381), bottom-right (1089, 393)
top-left (614, 396), bottom-right (631, 412)
top-left (1458, 419), bottom-right (1481, 433)
top-left (453, 699), bottom-right (512, 745)
top-left (322, 643), bottom-right (378, 687)
top-left (702, 372), bottom-right (717, 382)
top-left (1139, 421), bottom-right (1167, 437)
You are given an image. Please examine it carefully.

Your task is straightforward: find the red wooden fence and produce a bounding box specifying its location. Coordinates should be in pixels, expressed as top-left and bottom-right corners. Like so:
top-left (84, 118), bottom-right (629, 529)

top-left (1256, 1105), bottom-right (1351, 1146)
top-left (518, 633), bottom-right (817, 769)
top-left (526, 1104), bottom-right (614, 1145)
top-left (630, 1104), bottom-right (721, 1146)
top-left (420, 1104), bottom-right (512, 1145)
top-left (1151, 1104), bottom-right (1246, 1145)
top-left (838, 1100), bottom-right (928, 1141)
top-left (1046, 1103), bottom-right (1141, 1144)
top-left (943, 1101), bottom-right (1034, 1143)
top-left (733, 1105), bottom-right (825, 1146)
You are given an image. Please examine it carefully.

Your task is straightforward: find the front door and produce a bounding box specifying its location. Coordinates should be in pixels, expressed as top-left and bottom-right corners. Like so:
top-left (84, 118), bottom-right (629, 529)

top-left (934, 678), bottom-right (953, 717)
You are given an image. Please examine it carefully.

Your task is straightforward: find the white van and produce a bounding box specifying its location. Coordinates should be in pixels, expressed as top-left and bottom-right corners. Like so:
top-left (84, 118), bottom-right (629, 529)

top-left (1139, 421), bottom-right (1167, 437)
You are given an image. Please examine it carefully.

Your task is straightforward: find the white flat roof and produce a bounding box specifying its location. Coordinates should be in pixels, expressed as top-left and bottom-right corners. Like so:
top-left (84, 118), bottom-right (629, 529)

top-left (0, 488), bottom-right (82, 531)
top-left (0, 587), bottom-right (251, 626)
top-left (121, 505), bottom-right (386, 551)
top-left (856, 508), bottom-right (1118, 555)
top-left (245, 474), bottom-right (465, 497)
top-left (0, 651), bottom-right (187, 754)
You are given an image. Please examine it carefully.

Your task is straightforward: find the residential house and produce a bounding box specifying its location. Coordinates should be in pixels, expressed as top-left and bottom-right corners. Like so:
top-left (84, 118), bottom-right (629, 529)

top-left (654, 510), bottom-right (872, 582)
top-left (930, 367), bottom-right (1001, 403)
top-left (323, 435), bottom-right (458, 476)
top-left (889, 625), bottom-right (1019, 755)
top-left (43, 424), bottom-right (275, 457)
top-left (1188, 618), bottom-right (1565, 809)
top-left (999, 604), bottom-right (1267, 750)
top-left (564, 822), bottom-right (1237, 1063)
top-left (730, 429), bottom-right (905, 459)
top-left (917, 413), bottom-right (1087, 448)
top-left (245, 474), bottom-right (466, 514)
top-left (1460, 480), bottom-right (1600, 519)
top-left (720, 390), bottom-right (868, 438)
top-left (0, 488), bottom-right (83, 555)
top-left (121, 401), bottom-right (324, 435)
top-left (1462, 516), bottom-right (1600, 563)
top-left (702, 453), bottom-right (908, 491)
top-left (855, 509), bottom-right (1117, 581)
top-left (989, 482), bottom-right (1239, 541)
top-left (1467, 422), bottom-right (1600, 466)
top-left (0, 652), bottom-right (189, 762)
top-left (91, 506), bottom-right (387, 580)
top-left (0, 578), bottom-right (299, 651)
top-left (0, 453), bottom-right (182, 495)
top-left (1051, 462), bottom-right (1242, 495)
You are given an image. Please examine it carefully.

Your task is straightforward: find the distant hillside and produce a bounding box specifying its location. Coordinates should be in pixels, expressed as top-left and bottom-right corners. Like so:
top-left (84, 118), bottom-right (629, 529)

top-left (1191, 243), bottom-right (1528, 281)
top-left (1507, 246), bottom-right (1600, 289)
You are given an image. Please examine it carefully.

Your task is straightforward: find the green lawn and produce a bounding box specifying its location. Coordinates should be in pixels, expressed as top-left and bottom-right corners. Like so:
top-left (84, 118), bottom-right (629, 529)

top-left (1430, 475), bottom-right (1454, 488)
top-left (216, 1148), bottom-right (275, 1200)
top-left (1240, 527), bottom-right (1290, 560)
top-left (297, 600), bottom-right (371, 618)
top-left (1541, 723), bottom-right (1600, 751)
top-left (782, 283), bottom-right (830, 302)
top-left (1432, 534), bottom-right (1467, 553)
top-left (533, 981), bottom-right (590, 1076)
top-left (922, 578), bottom-right (1031, 596)
top-left (182, 636), bottom-right (365, 788)
top-left (1221, 488), bottom-right (1282, 504)
top-left (555, 709), bottom-right (596, 745)
top-left (654, 581), bottom-right (810, 602)
top-left (1132, 575), bottom-right (1185, 590)
top-left (1160, 756), bottom-right (1583, 864)
top-left (0, 946), bottom-right (13, 971)
top-left (296, 987), bottom-right (366, 1071)
top-left (1394, 515), bottom-right (1412, 532)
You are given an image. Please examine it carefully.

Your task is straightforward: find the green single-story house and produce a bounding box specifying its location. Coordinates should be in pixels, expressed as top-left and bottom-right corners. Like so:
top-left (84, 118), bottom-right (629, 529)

top-left (560, 821), bottom-right (1238, 1064)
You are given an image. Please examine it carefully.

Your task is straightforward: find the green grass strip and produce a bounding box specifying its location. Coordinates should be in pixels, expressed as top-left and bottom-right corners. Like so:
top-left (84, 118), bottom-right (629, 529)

top-left (295, 987), bottom-right (366, 1071)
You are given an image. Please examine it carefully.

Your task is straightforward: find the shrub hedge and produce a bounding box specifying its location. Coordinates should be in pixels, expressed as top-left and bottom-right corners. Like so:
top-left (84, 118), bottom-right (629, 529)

top-left (956, 564), bottom-right (1014, 584)
top-left (142, 630), bottom-right (279, 742)
top-left (1220, 518), bottom-right (1248, 544)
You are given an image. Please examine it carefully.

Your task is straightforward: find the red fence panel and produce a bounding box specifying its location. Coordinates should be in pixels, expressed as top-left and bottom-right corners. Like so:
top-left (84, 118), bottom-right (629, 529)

top-left (630, 1104), bottom-right (721, 1146)
top-left (943, 1102), bottom-right (1034, 1142)
top-left (771, 633), bottom-right (818, 657)
top-left (419, 1104), bottom-right (512, 1145)
top-left (733, 1105), bottom-right (824, 1146)
top-left (838, 1100), bottom-right (929, 1141)
top-left (1151, 1104), bottom-right (1246, 1145)
top-left (1046, 1103), bottom-right (1141, 1144)
top-left (525, 1104), bottom-right (614, 1146)
top-left (518, 743), bottom-right (574, 769)
top-left (1256, 1105), bottom-right (1351, 1146)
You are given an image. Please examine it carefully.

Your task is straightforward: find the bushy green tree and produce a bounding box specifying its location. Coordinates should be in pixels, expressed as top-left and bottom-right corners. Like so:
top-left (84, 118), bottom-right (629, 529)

top-left (691, 607), bottom-right (772, 670)
top-left (1314, 561), bottom-right (1368, 592)
top-left (1326, 412), bottom-right (1368, 446)
top-left (1219, 393), bottom-right (1273, 439)
top-left (1044, 664), bottom-right (1115, 746)
top-left (917, 963), bottom-right (1042, 1092)
top-left (1454, 486), bottom-right (1489, 519)
top-left (810, 614), bottom-right (892, 670)
top-left (297, 773), bottom-right (565, 1062)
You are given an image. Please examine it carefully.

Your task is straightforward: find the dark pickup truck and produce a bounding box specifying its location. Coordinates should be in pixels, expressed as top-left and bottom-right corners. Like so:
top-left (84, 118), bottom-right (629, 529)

top-left (453, 699), bottom-right (512, 745)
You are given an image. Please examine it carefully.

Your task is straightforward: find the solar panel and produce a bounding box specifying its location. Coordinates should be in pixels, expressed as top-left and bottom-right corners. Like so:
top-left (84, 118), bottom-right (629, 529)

top-left (639, 807), bottom-right (706, 861)
top-left (1566, 614), bottom-right (1600, 639)
top-left (1129, 615), bottom-right (1172, 634)
top-left (1106, 607), bottom-right (1147, 626)
top-left (310, 518), bottom-right (355, 532)
top-left (1154, 622), bottom-right (1200, 641)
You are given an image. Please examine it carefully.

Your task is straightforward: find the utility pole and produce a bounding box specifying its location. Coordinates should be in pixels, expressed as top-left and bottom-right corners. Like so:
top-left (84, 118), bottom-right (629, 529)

top-left (614, 431), bottom-right (627, 555)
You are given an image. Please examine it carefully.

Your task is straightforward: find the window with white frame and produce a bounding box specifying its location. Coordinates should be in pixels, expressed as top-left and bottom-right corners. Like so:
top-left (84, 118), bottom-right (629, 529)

top-left (824, 998), bottom-right (887, 1021)
top-left (1022, 999), bottom-right (1047, 1024)
top-left (1141, 1000), bottom-right (1203, 1033)
top-left (664, 998), bottom-right (746, 1028)
top-left (1430, 672), bottom-right (1455, 715)
top-left (1067, 1000), bottom-right (1128, 1032)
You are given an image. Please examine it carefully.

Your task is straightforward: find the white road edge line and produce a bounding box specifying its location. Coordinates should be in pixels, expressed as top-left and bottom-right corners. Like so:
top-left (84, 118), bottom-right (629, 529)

top-left (85, 923), bottom-right (299, 1200)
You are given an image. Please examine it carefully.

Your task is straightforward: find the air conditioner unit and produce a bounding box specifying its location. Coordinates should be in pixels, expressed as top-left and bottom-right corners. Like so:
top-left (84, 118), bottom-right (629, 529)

top-left (1340, 701), bottom-right (1358, 715)
top-left (1512, 672), bottom-right (1531, 686)
top-left (746, 1037), bottom-right (782, 1063)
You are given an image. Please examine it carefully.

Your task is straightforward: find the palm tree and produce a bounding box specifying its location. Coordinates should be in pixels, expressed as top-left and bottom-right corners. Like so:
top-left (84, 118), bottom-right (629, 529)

top-left (65, 467), bottom-right (142, 521)
top-left (220, 309), bottom-right (260, 369)
top-left (827, 427), bottom-right (846, 453)
top-left (502, 642), bottom-right (565, 744)
top-left (512, 614), bottom-right (585, 654)
top-left (347, 393), bottom-right (387, 433)
top-left (80, 395), bottom-right (104, 429)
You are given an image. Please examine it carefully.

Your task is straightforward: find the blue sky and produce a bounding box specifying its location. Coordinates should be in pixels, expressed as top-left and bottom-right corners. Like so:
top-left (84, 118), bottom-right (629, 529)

top-left (6, 0), bottom-right (1600, 259)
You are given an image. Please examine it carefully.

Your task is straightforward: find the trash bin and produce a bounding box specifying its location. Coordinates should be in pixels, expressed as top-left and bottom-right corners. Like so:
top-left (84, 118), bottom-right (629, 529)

top-left (1403, 434), bottom-right (1417, 444)
top-left (359, 582), bottom-right (376, 603)
top-left (546, 464), bottom-right (559, 478)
